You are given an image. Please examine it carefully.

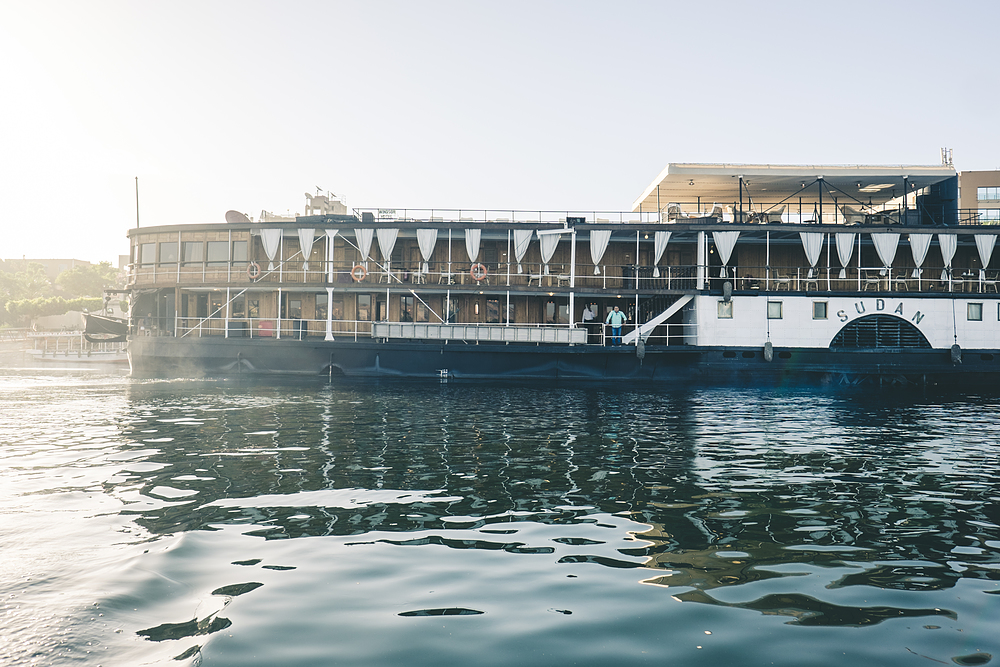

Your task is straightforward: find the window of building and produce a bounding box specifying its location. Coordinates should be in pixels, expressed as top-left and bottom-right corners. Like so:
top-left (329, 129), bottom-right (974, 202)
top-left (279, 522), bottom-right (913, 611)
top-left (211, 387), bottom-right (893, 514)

top-left (977, 187), bottom-right (1000, 201)
top-left (813, 301), bottom-right (828, 319)
top-left (400, 295), bottom-right (414, 322)
top-left (207, 241), bottom-right (228, 266)
top-left (140, 243), bottom-right (156, 265)
top-left (315, 294), bottom-right (327, 321)
top-left (977, 209), bottom-right (1000, 224)
top-left (159, 242), bottom-right (178, 264)
top-left (717, 301), bottom-right (733, 319)
top-left (357, 295), bottom-right (371, 321)
top-left (968, 302), bottom-right (983, 321)
top-left (182, 241), bottom-right (203, 266)
top-left (767, 301), bottom-right (783, 319)
top-left (232, 240), bottom-right (248, 263)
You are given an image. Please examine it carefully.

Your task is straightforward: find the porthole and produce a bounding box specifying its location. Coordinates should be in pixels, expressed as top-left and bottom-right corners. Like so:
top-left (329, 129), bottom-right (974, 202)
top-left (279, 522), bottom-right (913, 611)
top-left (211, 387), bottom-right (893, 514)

top-left (981, 354), bottom-right (995, 361)
top-left (723, 351), bottom-right (737, 358)
top-left (742, 351), bottom-right (756, 358)
top-left (778, 351), bottom-right (792, 359)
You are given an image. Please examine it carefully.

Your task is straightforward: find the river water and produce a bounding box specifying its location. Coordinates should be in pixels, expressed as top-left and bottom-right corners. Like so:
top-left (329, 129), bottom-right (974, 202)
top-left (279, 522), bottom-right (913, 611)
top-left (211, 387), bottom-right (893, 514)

top-left (1, 365), bottom-right (998, 666)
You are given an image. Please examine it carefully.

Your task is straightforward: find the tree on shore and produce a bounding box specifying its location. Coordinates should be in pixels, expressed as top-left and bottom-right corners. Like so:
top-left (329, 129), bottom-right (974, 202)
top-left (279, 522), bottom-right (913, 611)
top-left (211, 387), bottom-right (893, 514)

top-left (55, 261), bottom-right (121, 298)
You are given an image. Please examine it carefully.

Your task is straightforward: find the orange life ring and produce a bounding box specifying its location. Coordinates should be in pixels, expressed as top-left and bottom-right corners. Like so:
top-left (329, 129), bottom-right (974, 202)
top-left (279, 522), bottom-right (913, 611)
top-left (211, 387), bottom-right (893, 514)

top-left (351, 264), bottom-right (368, 282)
top-left (246, 262), bottom-right (261, 280)
top-left (470, 263), bottom-right (488, 281)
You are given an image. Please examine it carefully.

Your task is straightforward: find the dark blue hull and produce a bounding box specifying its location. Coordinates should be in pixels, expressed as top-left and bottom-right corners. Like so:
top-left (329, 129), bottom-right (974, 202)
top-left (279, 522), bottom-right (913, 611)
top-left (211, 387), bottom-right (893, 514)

top-left (127, 336), bottom-right (1000, 386)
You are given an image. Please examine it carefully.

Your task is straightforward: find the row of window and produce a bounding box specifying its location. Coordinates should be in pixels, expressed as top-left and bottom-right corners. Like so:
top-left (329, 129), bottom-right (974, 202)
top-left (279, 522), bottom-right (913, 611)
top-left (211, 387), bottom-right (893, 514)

top-left (978, 187), bottom-right (1000, 201)
top-left (719, 300), bottom-right (994, 321)
top-left (138, 241), bottom-right (249, 266)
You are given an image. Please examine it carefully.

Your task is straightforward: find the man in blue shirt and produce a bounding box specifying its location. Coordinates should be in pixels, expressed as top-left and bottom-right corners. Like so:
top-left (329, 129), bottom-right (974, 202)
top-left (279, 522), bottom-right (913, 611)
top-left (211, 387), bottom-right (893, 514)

top-left (605, 305), bottom-right (627, 346)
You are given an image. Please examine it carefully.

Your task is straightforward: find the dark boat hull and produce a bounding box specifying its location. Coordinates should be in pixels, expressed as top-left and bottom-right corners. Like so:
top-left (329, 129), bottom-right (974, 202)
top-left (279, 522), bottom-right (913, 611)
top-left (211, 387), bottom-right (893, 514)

top-left (127, 335), bottom-right (1000, 386)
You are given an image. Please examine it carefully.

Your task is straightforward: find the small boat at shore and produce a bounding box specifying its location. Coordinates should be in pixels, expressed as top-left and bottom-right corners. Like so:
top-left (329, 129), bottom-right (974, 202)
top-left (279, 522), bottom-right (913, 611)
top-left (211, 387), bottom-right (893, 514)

top-left (116, 164), bottom-right (1000, 385)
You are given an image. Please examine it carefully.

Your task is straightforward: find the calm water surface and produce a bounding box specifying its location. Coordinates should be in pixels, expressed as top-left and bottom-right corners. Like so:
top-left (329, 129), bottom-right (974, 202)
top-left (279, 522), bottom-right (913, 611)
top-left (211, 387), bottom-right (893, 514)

top-left (1, 366), bottom-right (998, 666)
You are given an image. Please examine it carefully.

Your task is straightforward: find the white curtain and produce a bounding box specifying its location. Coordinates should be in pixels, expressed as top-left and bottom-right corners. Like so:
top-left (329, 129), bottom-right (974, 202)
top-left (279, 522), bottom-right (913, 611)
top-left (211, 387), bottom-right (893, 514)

top-left (589, 230), bottom-right (611, 275)
top-left (799, 232), bottom-right (823, 278)
top-left (325, 229), bottom-right (338, 282)
top-left (416, 229), bottom-right (438, 274)
top-left (909, 234), bottom-right (932, 278)
top-left (298, 228), bottom-right (316, 270)
top-left (261, 229), bottom-right (282, 271)
top-left (712, 231), bottom-right (739, 278)
top-left (465, 228), bottom-right (481, 263)
top-left (354, 229), bottom-right (374, 265)
top-left (376, 228), bottom-right (398, 272)
top-left (871, 232), bottom-right (900, 269)
top-left (938, 233), bottom-right (957, 281)
top-left (975, 234), bottom-right (996, 280)
top-left (653, 231), bottom-right (671, 278)
top-left (539, 232), bottom-right (560, 274)
top-left (835, 232), bottom-right (855, 279)
top-left (513, 229), bottom-right (532, 273)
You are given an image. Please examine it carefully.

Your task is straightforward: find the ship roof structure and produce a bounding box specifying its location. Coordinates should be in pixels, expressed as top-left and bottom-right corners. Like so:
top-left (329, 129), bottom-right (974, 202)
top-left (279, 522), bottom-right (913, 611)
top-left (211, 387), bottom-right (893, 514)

top-left (632, 163), bottom-right (957, 213)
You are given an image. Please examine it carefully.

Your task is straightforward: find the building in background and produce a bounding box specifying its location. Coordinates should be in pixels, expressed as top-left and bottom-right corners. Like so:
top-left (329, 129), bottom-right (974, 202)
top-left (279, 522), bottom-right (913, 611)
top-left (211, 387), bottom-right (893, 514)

top-left (959, 170), bottom-right (1000, 224)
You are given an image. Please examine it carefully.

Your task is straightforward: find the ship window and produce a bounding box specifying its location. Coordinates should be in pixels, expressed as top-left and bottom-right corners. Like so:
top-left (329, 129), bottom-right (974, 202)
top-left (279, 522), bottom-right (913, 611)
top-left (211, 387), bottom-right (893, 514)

top-left (332, 298), bottom-right (343, 320)
top-left (232, 240), bottom-right (248, 263)
top-left (182, 241), bottom-right (204, 266)
top-left (196, 294), bottom-right (208, 319)
top-left (400, 296), bottom-right (414, 322)
top-left (140, 243), bottom-right (156, 265)
top-left (546, 300), bottom-right (556, 324)
top-left (486, 299), bottom-right (500, 324)
top-left (968, 303), bottom-right (983, 321)
top-left (977, 186), bottom-right (1000, 201)
top-left (813, 301), bottom-right (828, 319)
top-left (248, 299), bottom-right (259, 318)
top-left (282, 296), bottom-right (302, 320)
top-left (159, 242), bottom-right (178, 264)
top-left (718, 301), bottom-right (733, 319)
top-left (209, 293), bottom-right (225, 318)
top-left (767, 301), bottom-right (783, 319)
top-left (315, 294), bottom-right (327, 321)
top-left (207, 241), bottom-right (228, 266)
top-left (231, 295), bottom-right (245, 318)
top-left (722, 350), bottom-right (737, 358)
top-left (416, 302), bottom-right (430, 323)
top-left (357, 294), bottom-right (371, 321)
top-left (742, 351), bottom-right (756, 358)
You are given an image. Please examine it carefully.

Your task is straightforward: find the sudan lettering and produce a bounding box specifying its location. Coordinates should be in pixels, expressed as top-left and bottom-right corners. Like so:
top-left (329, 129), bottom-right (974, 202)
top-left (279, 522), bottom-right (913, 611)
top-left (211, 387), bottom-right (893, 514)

top-left (876, 299), bottom-right (885, 311)
top-left (855, 302), bottom-right (866, 314)
top-left (894, 303), bottom-right (903, 315)
top-left (912, 311), bottom-right (925, 324)
top-left (837, 309), bottom-right (848, 322)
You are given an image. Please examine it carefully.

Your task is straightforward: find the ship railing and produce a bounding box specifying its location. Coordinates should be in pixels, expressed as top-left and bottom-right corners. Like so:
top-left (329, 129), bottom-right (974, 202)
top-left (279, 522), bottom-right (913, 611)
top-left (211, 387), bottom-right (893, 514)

top-left (958, 208), bottom-right (1000, 226)
top-left (352, 208), bottom-right (662, 225)
top-left (722, 264), bottom-right (992, 294)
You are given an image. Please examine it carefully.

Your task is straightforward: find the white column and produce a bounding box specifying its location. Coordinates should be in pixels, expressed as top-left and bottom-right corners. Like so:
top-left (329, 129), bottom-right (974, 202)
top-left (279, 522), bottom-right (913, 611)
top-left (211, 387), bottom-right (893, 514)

top-left (697, 231), bottom-right (706, 290)
top-left (325, 287), bottom-right (334, 341)
top-left (224, 287), bottom-right (230, 338)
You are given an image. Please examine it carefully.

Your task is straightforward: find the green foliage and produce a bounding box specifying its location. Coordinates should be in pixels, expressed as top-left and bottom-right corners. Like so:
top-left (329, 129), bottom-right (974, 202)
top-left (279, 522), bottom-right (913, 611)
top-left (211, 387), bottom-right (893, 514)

top-left (55, 261), bottom-right (121, 298)
top-left (0, 261), bottom-right (51, 301)
top-left (4, 296), bottom-right (104, 325)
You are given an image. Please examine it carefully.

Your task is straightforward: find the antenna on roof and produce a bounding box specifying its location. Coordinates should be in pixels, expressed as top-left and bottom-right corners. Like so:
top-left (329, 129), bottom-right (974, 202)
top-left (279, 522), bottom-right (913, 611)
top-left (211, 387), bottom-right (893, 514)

top-left (941, 147), bottom-right (953, 167)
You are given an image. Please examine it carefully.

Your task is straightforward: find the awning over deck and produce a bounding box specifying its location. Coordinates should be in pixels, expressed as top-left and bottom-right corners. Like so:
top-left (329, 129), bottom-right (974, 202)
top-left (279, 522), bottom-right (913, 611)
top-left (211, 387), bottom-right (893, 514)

top-left (632, 163), bottom-right (957, 214)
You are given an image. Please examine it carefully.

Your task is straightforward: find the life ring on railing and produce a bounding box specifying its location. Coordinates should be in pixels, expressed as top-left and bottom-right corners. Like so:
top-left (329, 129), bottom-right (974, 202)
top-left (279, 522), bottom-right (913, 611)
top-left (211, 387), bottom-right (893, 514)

top-left (351, 264), bottom-right (368, 282)
top-left (246, 262), bottom-right (261, 280)
top-left (470, 263), bottom-right (488, 282)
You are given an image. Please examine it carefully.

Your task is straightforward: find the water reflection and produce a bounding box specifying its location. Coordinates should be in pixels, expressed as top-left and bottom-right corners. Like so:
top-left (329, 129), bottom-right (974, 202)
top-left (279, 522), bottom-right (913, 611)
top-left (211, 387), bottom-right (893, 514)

top-left (111, 381), bottom-right (1000, 631)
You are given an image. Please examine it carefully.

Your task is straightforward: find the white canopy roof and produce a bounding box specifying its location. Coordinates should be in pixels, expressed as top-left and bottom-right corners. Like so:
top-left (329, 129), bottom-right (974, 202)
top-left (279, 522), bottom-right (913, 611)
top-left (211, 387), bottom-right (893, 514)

top-left (632, 163), bottom-right (957, 213)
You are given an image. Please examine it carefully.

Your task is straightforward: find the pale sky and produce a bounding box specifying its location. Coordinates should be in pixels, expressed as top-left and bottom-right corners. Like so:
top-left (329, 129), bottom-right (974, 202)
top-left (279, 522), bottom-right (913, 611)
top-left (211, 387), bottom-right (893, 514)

top-left (2, 0), bottom-right (998, 264)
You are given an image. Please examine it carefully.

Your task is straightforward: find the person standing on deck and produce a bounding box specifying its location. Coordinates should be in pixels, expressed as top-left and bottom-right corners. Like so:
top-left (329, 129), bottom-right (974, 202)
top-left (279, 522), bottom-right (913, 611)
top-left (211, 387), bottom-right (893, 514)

top-left (605, 305), bottom-right (627, 346)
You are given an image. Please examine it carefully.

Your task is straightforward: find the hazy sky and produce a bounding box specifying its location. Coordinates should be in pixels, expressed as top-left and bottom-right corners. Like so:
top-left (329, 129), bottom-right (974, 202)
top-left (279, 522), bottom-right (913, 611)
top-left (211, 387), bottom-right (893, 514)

top-left (2, 0), bottom-right (998, 263)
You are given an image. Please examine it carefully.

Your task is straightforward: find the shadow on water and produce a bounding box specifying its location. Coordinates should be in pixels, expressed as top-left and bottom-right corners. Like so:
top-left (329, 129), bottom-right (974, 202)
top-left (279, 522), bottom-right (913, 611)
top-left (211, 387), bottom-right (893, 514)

top-left (111, 379), bottom-right (1000, 630)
